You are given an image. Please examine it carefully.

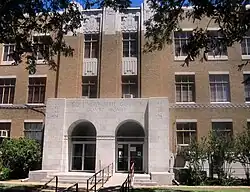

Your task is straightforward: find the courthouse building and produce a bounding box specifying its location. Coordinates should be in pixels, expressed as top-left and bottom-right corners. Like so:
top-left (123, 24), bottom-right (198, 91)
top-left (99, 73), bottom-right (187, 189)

top-left (0, 1), bottom-right (250, 184)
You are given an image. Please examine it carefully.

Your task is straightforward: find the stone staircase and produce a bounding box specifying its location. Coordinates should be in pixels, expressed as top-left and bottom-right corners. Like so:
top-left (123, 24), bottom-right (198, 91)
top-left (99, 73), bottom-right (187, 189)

top-left (41, 172), bottom-right (99, 185)
top-left (133, 174), bottom-right (157, 186)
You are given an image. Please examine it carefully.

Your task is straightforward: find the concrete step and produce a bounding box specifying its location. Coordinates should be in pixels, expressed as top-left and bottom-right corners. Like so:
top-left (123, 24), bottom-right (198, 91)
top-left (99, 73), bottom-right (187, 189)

top-left (133, 174), bottom-right (157, 186)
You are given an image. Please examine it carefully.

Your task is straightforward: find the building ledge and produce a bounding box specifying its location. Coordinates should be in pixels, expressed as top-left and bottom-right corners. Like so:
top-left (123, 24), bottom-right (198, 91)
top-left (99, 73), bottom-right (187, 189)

top-left (171, 103), bottom-right (250, 109)
top-left (0, 104), bottom-right (46, 109)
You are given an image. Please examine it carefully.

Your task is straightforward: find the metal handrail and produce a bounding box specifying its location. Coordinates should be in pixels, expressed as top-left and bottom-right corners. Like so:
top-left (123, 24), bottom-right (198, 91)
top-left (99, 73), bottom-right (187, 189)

top-left (40, 175), bottom-right (58, 191)
top-left (120, 162), bottom-right (135, 192)
top-left (62, 183), bottom-right (79, 192)
top-left (87, 162), bottom-right (114, 192)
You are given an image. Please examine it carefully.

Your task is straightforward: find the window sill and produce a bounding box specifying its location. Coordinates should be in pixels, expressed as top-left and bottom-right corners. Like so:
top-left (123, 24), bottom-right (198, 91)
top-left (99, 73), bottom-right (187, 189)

top-left (175, 102), bottom-right (196, 104)
top-left (210, 102), bottom-right (231, 104)
top-left (207, 56), bottom-right (228, 61)
top-left (242, 55), bottom-right (250, 60)
top-left (0, 61), bottom-right (15, 66)
top-left (245, 102), bottom-right (250, 104)
top-left (0, 104), bottom-right (13, 106)
top-left (26, 103), bottom-right (45, 106)
top-left (174, 56), bottom-right (187, 61)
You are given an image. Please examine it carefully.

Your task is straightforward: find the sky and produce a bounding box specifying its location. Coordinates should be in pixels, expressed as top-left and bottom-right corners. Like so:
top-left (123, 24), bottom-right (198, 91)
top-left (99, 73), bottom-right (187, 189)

top-left (131, 0), bottom-right (143, 7)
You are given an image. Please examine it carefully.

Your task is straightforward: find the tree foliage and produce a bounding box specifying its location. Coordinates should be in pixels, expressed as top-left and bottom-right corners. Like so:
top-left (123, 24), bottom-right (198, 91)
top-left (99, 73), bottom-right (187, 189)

top-left (0, 138), bottom-right (41, 179)
top-left (234, 125), bottom-right (250, 184)
top-left (144, 0), bottom-right (250, 66)
top-left (0, 0), bottom-right (131, 74)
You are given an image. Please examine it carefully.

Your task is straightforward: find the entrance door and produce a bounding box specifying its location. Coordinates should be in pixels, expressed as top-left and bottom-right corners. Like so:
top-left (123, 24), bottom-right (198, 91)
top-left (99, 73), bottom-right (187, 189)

top-left (71, 143), bottom-right (96, 171)
top-left (117, 143), bottom-right (143, 172)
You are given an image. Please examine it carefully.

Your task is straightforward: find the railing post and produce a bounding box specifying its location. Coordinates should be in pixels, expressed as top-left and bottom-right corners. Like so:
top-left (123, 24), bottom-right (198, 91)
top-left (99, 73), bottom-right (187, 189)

top-left (107, 165), bottom-right (109, 178)
top-left (94, 173), bottom-right (97, 192)
top-left (102, 169), bottom-right (104, 187)
top-left (87, 180), bottom-right (89, 192)
top-left (76, 183), bottom-right (79, 192)
top-left (55, 176), bottom-right (58, 192)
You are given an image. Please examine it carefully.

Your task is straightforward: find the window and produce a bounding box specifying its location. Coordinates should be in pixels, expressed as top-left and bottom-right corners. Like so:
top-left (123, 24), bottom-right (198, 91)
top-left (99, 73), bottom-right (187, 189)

top-left (123, 33), bottom-right (137, 57)
top-left (176, 122), bottom-right (197, 145)
top-left (24, 122), bottom-right (43, 144)
top-left (174, 31), bottom-right (192, 57)
top-left (244, 74), bottom-right (250, 102)
top-left (212, 122), bottom-right (233, 139)
top-left (122, 76), bottom-right (138, 98)
top-left (209, 74), bottom-right (230, 102)
top-left (0, 123), bottom-right (11, 144)
top-left (175, 75), bottom-right (195, 102)
top-left (3, 44), bottom-right (15, 62)
top-left (241, 31), bottom-right (250, 56)
top-left (207, 31), bottom-right (227, 57)
top-left (33, 35), bottom-right (50, 62)
top-left (84, 34), bottom-right (99, 58)
top-left (82, 77), bottom-right (97, 98)
top-left (28, 77), bottom-right (46, 103)
top-left (0, 78), bottom-right (16, 104)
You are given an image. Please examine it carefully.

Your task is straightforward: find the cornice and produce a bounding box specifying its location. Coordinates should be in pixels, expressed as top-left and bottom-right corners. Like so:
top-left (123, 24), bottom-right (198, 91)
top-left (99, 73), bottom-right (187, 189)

top-left (170, 103), bottom-right (250, 109)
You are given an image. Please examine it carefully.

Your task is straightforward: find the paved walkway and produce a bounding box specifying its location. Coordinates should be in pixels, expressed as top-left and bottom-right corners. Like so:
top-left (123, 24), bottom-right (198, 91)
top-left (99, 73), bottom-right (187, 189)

top-left (103, 173), bottom-right (127, 188)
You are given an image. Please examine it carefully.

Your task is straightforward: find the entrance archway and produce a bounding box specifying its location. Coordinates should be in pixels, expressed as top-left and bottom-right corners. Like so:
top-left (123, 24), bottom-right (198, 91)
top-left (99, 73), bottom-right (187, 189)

top-left (116, 120), bottom-right (145, 173)
top-left (70, 120), bottom-right (96, 172)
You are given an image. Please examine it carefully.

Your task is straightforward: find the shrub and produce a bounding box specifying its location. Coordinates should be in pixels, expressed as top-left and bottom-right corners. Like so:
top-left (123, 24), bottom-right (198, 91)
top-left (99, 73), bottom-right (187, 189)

top-left (0, 138), bottom-right (41, 179)
top-left (0, 167), bottom-right (11, 181)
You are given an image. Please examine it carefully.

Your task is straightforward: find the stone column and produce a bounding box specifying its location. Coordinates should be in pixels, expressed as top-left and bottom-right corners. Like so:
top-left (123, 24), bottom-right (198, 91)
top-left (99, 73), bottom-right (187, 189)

top-left (147, 97), bottom-right (170, 172)
top-left (42, 99), bottom-right (66, 171)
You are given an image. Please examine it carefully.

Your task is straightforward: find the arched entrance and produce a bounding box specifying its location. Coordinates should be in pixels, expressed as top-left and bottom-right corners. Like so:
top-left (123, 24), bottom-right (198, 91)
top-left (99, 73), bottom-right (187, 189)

top-left (70, 121), bottom-right (96, 172)
top-left (116, 120), bottom-right (145, 173)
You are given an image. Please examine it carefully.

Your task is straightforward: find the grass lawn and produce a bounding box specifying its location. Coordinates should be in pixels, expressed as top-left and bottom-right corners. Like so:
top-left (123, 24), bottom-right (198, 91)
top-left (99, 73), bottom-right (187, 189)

top-left (134, 188), bottom-right (250, 192)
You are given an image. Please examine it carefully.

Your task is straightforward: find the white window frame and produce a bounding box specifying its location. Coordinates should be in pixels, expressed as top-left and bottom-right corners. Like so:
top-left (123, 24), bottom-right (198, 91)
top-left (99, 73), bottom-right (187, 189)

top-left (173, 29), bottom-right (193, 61)
top-left (241, 31), bottom-right (250, 60)
top-left (176, 120), bottom-right (197, 146)
top-left (0, 120), bottom-right (11, 139)
top-left (209, 73), bottom-right (231, 103)
top-left (206, 28), bottom-right (228, 61)
top-left (122, 32), bottom-right (138, 58)
top-left (2, 44), bottom-right (16, 65)
top-left (175, 74), bottom-right (196, 103)
top-left (32, 34), bottom-right (50, 64)
top-left (27, 76), bottom-right (46, 105)
top-left (84, 34), bottom-right (99, 59)
top-left (243, 72), bottom-right (250, 103)
top-left (0, 76), bottom-right (16, 105)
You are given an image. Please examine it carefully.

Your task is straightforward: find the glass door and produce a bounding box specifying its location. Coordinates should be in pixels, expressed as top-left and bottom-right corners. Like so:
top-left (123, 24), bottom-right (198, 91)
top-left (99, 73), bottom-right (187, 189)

top-left (130, 144), bottom-right (143, 172)
top-left (117, 144), bottom-right (129, 171)
top-left (72, 144), bottom-right (83, 170)
top-left (71, 143), bottom-right (96, 171)
top-left (84, 144), bottom-right (96, 171)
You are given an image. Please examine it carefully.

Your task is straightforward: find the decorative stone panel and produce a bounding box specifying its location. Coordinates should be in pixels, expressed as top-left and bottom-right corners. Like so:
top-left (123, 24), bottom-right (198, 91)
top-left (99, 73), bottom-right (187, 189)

top-left (83, 58), bottom-right (98, 76)
top-left (120, 12), bottom-right (140, 32)
top-left (122, 57), bottom-right (138, 75)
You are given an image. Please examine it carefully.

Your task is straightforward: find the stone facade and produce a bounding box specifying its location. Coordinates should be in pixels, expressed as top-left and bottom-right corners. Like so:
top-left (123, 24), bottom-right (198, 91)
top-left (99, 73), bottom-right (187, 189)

top-left (0, 0), bottom-right (249, 185)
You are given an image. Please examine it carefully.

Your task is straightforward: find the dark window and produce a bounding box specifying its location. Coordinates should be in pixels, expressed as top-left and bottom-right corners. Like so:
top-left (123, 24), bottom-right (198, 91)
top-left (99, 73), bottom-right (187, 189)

top-left (174, 31), bottom-right (192, 57)
top-left (241, 31), bottom-right (250, 56)
top-left (3, 44), bottom-right (15, 62)
top-left (212, 122), bottom-right (233, 139)
top-left (175, 75), bottom-right (195, 102)
top-left (33, 35), bottom-right (50, 62)
top-left (82, 77), bottom-right (97, 98)
top-left (209, 75), bottom-right (230, 102)
top-left (207, 31), bottom-right (227, 56)
top-left (244, 74), bottom-right (250, 102)
top-left (0, 123), bottom-right (11, 144)
top-left (84, 34), bottom-right (99, 58)
top-left (123, 33), bottom-right (137, 57)
top-left (24, 122), bottom-right (43, 144)
top-left (28, 77), bottom-right (46, 103)
top-left (176, 122), bottom-right (197, 145)
top-left (122, 76), bottom-right (138, 98)
top-left (0, 78), bottom-right (16, 104)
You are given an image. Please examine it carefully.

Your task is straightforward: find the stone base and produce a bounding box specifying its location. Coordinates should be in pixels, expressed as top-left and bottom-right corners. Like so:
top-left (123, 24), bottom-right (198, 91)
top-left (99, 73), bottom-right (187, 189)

top-left (29, 170), bottom-right (57, 182)
top-left (150, 172), bottom-right (174, 185)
